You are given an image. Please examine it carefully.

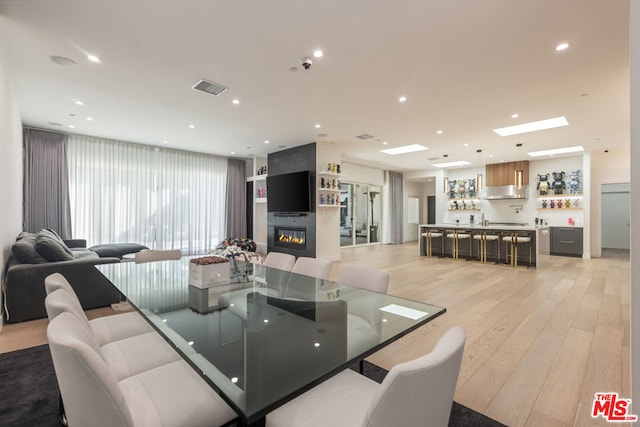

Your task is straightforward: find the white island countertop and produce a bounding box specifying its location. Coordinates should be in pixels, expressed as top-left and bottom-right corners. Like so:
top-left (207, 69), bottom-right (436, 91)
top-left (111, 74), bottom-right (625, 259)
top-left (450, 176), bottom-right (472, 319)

top-left (419, 223), bottom-right (549, 232)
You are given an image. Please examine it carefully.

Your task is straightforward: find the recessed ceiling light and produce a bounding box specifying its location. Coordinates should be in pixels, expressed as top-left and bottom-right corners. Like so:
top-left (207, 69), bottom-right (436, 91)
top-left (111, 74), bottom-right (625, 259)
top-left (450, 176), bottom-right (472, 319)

top-left (87, 117), bottom-right (94, 121)
top-left (511, 113), bottom-right (519, 118)
top-left (463, 143), bottom-right (469, 147)
top-left (313, 50), bottom-right (323, 58)
top-left (50, 55), bottom-right (76, 66)
top-left (315, 123), bottom-right (321, 128)
top-left (493, 116), bottom-right (568, 136)
top-left (436, 130), bottom-right (443, 134)
top-left (556, 42), bottom-right (570, 51)
top-left (68, 125), bottom-right (75, 129)
top-left (232, 99), bottom-right (240, 105)
top-left (87, 54), bottom-right (101, 63)
top-left (264, 140), bottom-right (269, 144)
top-left (382, 141), bottom-right (388, 145)
top-left (74, 100), bottom-right (84, 106)
top-left (231, 151), bottom-right (235, 155)
top-left (380, 144), bottom-right (428, 155)
top-left (527, 145), bottom-right (584, 157)
top-left (189, 124), bottom-right (195, 129)
top-left (47, 122), bottom-right (63, 126)
top-left (489, 154), bottom-right (494, 158)
top-left (432, 160), bottom-right (471, 168)
top-left (398, 96), bottom-right (407, 103)
top-left (500, 160), bottom-right (505, 163)
top-left (163, 140), bottom-right (168, 144)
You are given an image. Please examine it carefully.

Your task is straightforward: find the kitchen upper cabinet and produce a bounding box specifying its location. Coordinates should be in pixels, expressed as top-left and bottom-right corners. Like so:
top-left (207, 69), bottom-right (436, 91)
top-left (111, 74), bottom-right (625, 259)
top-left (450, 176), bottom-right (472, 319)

top-left (486, 161), bottom-right (529, 186)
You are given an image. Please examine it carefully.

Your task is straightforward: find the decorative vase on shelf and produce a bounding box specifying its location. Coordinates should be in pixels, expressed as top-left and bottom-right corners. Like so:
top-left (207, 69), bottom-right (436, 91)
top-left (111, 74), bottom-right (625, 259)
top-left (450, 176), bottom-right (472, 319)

top-left (320, 194), bottom-right (325, 205)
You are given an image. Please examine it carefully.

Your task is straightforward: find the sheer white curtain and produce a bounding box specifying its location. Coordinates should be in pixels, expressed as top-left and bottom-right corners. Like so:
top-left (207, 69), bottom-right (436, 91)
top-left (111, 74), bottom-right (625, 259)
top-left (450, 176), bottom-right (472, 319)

top-left (67, 134), bottom-right (227, 253)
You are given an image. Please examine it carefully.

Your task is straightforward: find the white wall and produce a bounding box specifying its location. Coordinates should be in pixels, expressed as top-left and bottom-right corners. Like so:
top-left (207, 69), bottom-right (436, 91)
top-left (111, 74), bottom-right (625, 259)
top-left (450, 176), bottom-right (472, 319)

top-left (629, 0), bottom-right (639, 410)
top-left (403, 180), bottom-right (423, 242)
top-left (0, 27), bottom-right (24, 330)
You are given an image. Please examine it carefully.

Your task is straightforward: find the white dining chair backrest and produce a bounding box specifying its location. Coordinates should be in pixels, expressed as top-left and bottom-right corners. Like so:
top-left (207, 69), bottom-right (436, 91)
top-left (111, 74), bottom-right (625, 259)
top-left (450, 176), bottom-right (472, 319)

top-left (47, 312), bottom-right (135, 427)
top-left (365, 326), bottom-right (466, 427)
top-left (45, 288), bottom-right (90, 325)
top-left (263, 252), bottom-right (296, 271)
top-left (134, 249), bottom-right (182, 263)
top-left (336, 264), bottom-right (390, 294)
top-left (44, 272), bottom-right (82, 306)
top-left (291, 257), bottom-right (333, 280)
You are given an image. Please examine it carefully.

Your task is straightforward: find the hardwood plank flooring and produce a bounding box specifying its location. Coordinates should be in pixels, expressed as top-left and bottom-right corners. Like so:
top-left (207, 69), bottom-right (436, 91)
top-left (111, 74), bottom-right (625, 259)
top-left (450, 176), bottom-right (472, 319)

top-left (0, 243), bottom-right (631, 426)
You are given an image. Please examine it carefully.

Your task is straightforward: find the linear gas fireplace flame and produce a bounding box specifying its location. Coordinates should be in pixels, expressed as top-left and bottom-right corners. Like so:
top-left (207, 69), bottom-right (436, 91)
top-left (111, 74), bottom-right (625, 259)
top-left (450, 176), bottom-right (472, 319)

top-left (275, 227), bottom-right (306, 249)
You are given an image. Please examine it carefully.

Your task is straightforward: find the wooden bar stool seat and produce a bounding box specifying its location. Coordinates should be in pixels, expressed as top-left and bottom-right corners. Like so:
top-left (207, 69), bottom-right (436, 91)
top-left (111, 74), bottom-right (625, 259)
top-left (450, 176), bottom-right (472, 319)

top-left (503, 232), bottom-right (532, 267)
top-left (421, 229), bottom-right (444, 257)
top-left (447, 230), bottom-right (471, 260)
top-left (473, 232), bottom-right (500, 263)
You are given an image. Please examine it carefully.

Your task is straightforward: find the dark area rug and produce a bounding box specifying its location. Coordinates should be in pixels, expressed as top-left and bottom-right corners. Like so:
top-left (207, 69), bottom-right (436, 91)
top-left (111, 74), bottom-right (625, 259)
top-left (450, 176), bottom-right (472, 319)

top-left (0, 344), bottom-right (507, 427)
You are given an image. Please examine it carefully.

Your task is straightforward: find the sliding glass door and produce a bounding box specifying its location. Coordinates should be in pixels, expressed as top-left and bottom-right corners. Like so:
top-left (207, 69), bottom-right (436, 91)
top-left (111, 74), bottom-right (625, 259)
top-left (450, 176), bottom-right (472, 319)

top-left (339, 182), bottom-right (381, 247)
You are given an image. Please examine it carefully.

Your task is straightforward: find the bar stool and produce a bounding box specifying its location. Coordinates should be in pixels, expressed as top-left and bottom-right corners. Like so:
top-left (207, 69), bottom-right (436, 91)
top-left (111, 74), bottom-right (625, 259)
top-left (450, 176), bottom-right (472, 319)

top-left (502, 232), bottom-right (533, 267)
top-left (446, 230), bottom-right (472, 260)
top-left (472, 232), bottom-right (500, 263)
top-left (421, 229), bottom-right (444, 257)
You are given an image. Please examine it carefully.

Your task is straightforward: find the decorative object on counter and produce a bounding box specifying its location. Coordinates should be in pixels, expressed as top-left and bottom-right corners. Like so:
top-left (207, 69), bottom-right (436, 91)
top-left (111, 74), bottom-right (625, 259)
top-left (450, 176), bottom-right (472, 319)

top-left (541, 200), bottom-right (548, 209)
top-left (568, 217), bottom-right (574, 226)
top-left (551, 171), bottom-right (566, 195)
top-left (557, 199), bottom-right (563, 209)
top-left (565, 199), bottom-right (571, 208)
top-left (189, 255), bottom-right (230, 288)
top-left (549, 200), bottom-right (555, 209)
top-left (256, 166), bottom-right (267, 175)
top-left (535, 217), bottom-right (539, 225)
top-left (321, 177), bottom-right (325, 188)
top-left (467, 178), bottom-right (476, 198)
top-left (335, 194), bottom-right (340, 204)
top-left (461, 200), bottom-right (467, 210)
top-left (568, 170), bottom-right (581, 194)
top-left (336, 164), bottom-right (341, 174)
top-left (320, 194), bottom-right (325, 205)
top-left (537, 174), bottom-right (550, 196)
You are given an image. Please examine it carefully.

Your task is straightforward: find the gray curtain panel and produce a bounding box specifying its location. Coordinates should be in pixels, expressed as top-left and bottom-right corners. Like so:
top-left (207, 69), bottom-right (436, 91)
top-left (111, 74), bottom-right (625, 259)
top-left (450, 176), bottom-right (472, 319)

top-left (389, 171), bottom-right (404, 244)
top-left (225, 158), bottom-right (247, 238)
top-left (23, 128), bottom-right (73, 239)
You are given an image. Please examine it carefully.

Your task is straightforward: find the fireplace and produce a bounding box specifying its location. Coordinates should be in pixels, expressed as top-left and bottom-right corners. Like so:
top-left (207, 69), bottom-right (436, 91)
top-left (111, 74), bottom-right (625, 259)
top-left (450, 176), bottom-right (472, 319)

top-left (268, 213), bottom-right (315, 258)
top-left (274, 227), bottom-right (306, 250)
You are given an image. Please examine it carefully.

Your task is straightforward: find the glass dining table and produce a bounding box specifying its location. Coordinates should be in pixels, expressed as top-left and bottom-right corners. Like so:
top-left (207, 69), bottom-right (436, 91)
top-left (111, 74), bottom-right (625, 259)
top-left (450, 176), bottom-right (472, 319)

top-left (97, 256), bottom-right (445, 426)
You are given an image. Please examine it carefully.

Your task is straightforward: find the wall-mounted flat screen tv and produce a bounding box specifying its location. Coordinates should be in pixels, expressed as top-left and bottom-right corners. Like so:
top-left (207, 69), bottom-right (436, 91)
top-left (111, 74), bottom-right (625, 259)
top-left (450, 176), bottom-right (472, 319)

top-left (267, 171), bottom-right (311, 212)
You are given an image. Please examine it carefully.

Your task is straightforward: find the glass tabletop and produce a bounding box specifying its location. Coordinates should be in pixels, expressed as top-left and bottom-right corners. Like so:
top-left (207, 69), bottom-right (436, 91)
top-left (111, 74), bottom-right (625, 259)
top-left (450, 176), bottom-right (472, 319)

top-left (97, 256), bottom-right (445, 424)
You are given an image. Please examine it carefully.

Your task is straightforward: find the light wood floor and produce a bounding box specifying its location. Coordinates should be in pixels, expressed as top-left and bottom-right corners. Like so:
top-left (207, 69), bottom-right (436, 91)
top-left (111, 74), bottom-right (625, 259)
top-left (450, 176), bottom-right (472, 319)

top-left (0, 243), bottom-right (630, 427)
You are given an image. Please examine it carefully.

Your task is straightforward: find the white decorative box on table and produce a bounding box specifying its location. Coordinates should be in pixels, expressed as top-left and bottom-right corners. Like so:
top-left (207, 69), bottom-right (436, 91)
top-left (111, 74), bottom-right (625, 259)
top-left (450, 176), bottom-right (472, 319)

top-left (189, 256), bottom-right (231, 289)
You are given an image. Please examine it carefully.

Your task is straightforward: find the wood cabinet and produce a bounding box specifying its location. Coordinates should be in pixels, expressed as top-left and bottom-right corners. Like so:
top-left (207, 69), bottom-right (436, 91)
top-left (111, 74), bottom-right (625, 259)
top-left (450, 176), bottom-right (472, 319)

top-left (486, 161), bottom-right (529, 186)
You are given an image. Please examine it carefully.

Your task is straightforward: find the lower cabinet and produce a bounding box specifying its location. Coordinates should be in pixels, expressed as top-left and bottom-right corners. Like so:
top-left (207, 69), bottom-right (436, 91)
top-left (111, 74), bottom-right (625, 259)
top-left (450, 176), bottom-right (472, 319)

top-left (550, 227), bottom-right (583, 257)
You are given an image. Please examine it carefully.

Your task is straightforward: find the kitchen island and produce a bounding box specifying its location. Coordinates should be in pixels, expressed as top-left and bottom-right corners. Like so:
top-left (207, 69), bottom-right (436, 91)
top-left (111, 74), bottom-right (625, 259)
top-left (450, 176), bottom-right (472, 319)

top-left (418, 223), bottom-right (550, 268)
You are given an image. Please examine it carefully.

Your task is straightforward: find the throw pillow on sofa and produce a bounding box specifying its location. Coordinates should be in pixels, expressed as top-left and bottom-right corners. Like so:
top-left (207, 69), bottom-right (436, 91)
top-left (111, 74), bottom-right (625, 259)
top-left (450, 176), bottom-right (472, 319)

top-left (11, 236), bottom-right (48, 264)
top-left (35, 230), bottom-right (74, 262)
top-left (41, 228), bottom-right (74, 256)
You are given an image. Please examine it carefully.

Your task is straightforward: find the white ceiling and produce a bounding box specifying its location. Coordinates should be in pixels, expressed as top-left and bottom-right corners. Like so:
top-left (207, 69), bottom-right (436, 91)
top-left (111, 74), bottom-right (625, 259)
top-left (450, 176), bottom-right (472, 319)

top-left (0, 0), bottom-right (630, 175)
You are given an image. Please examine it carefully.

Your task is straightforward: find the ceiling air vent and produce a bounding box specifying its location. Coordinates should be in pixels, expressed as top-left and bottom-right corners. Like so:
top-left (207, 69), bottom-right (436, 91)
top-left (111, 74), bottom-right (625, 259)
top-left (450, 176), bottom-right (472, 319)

top-left (192, 79), bottom-right (228, 97)
top-left (427, 156), bottom-right (440, 161)
top-left (356, 134), bottom-right (374, 140)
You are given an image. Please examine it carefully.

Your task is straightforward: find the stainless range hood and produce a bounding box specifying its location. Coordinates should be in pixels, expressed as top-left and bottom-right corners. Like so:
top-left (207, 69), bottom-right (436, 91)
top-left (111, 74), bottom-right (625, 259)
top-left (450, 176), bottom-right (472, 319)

top-left (481, 185), bottom-right (529, 200)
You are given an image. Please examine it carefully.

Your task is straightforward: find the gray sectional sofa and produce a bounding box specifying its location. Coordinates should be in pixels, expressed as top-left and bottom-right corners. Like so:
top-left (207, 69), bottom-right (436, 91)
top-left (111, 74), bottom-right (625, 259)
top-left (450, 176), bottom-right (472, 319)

top-left (3, 230), bottom-right (122, 322)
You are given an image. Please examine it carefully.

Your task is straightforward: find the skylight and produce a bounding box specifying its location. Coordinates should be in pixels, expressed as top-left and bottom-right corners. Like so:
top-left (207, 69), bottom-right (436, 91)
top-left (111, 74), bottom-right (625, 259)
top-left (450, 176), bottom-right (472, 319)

top-left (432, 160), bottom-right (471, 168)
top-left (527, 146), bottom-right (584, 157)
top-left (493, 116), bottom-right (569, 136)
top-left (380, 144), bottom-right (428, 155)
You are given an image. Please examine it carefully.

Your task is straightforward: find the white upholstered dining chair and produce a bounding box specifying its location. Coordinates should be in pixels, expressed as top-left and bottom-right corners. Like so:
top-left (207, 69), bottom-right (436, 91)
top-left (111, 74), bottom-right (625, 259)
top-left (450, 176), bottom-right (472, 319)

top-left (336, 263), bottom-right (389, 294)
top-left (134, 249), bottom-right (182, 263)
top-left (263, 251), bottom-right (296, 271)
top-left (47, 312), bottom-right (238, 427)
top-left (266, 326), bottom-right (466, 427)
top-left (291, 257), bottom-right (333, 280)
top-left (44, 273), bottom-right (152, 345)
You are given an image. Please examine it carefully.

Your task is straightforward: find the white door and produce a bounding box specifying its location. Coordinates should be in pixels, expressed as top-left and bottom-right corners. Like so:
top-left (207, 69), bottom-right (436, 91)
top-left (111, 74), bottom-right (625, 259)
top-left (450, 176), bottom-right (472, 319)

top-left (601, 183), bottom-right (630, 249)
